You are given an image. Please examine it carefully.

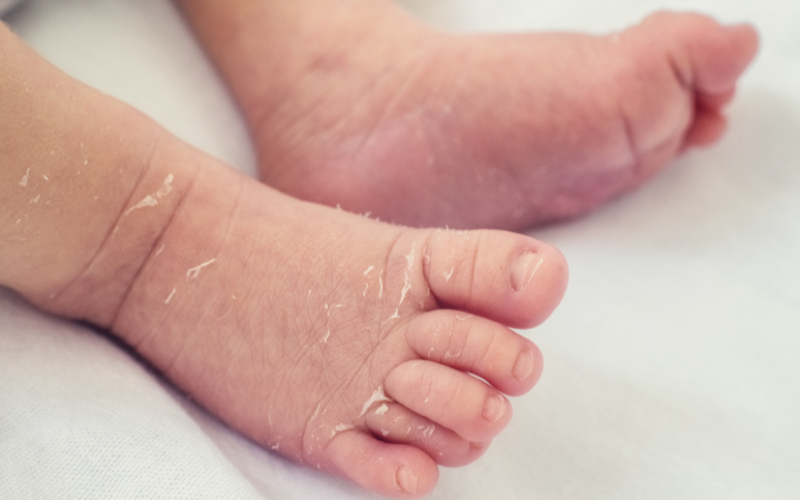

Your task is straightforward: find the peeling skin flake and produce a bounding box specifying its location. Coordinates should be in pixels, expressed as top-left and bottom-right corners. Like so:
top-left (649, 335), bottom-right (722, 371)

top-left (125, 195), bottom-right (157, 215)
top-left (186, 258), bottom-right (216, 279)
top-left (123, 174), bottom-right (174, 216)
top-left (303, 403), bottom-right (329, 455)
top-left (331, 423), bottom-right (355, 438)
top-left (19, 169), bottom-right (29, 187)
top-left (308, 403), bottom-right (322, 425)
top-left (383, 309), bottom-right (400, 324)
top-left (362, 266), bottom-right (375, 298)
top-left (357, 386), bottom-right (393, 418)
top-left (405, 244), bottom-right (416, 268)
top-left (155, 174), bottom-right (174, 197)
top-left (397, 244), bottom-right (415, 308)
top-left (398, 276), bottom-right (412, 307)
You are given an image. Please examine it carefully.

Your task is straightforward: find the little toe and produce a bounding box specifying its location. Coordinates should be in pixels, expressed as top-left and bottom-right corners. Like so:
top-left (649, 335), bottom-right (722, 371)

top-left (406, 310), bottom-right (543, 396)
top-left (384, 360), bottom-right (512, 443)
top-left (423, 230), bottom-right (568, 329)
top-left (327, 431), bottom-right (438, 498)
top-left (697, 88), bottom-right (736, 110)
top-left (364, 401), bottom-right (489, 467)
top-left (684, 109), bottom-right (728, 147)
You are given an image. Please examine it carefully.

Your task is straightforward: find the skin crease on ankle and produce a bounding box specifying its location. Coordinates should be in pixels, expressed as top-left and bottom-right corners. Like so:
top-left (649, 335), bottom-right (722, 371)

top-left (0, 20), bottom-right (570, 498)
top-left (0, 24), bottom-right (172, 316)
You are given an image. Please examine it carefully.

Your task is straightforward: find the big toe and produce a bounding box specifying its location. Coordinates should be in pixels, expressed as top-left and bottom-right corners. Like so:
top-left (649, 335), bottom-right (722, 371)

top-left (422, 229), bottom-right (568, 329)
top-left (641, 12), bottom-right (759, 95)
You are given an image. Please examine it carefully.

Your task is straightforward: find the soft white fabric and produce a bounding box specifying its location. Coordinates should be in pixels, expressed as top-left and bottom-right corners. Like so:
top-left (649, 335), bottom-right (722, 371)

top-left (1, 0), bottom-right (799, 498)
top-left (0, 0), bottom-right (22, 16)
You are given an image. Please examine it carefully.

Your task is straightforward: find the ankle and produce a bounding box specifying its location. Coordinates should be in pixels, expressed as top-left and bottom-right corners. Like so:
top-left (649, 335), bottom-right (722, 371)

top-left (0, 24), bottom-right (179, 321)
top-left (107, 154), bottom-right (246, 348)
top-left (44, 135), bottom-right (207, 329)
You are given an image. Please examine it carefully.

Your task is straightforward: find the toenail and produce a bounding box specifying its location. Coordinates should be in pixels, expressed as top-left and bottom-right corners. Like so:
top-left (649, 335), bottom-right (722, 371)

top-left (512, 348), bottom-right (536, 382)
top-left (396, 465), bottom-right (418, 494)
top-left (510, 251), bottom-right (544, 292)
top-left (482, 394), bottom-right (506, 423)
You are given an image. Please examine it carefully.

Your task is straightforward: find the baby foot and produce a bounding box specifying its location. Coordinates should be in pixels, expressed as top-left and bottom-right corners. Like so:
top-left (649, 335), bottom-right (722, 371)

top-left (116, 147), bottom-right (569, 494)
top-left (82, 147), bottom-right (566, 496)
top-left (2, 28), bottom-right (568, 492)
top-left (179, 3), bottom-right (758, 229)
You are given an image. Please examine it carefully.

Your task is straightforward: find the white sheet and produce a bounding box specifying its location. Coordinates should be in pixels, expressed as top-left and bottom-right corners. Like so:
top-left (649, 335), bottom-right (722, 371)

top-left (2, 0), bottom-right (799, 498)
top-left (0, 0), bottom-right (21, 15)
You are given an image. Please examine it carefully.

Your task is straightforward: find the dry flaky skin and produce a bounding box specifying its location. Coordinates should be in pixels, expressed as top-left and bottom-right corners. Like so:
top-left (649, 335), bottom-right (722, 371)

top-left (177, 0), bottom-right (758, 230)
top-left (107, 161), bottom-right (568, 496)
top-left (0, 2), bottom-right (759, 495)
top-left (0, 21), bottom-right (567, 498)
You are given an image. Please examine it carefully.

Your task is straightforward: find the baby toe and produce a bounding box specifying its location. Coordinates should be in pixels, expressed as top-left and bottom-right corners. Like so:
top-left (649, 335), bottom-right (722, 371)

top-left (384, 360), bottom-right (511, 443)
top-left (684, 109), bottom-right (727, 147)
top-left (364, 402), bottom-right (489, 467)
top-left (641, 12), bottom-right (759, 95)
top-left (696, 88), bottom-right (736, 110)
top-left (405, 310), bottom-right (542, 396)
top-left (327, 431), bottom-right (438, 498)
top-left (423, 229), bottom-right (568, 329)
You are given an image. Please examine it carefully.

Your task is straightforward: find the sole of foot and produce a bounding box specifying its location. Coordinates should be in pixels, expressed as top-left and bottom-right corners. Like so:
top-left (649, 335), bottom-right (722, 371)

top-left (208, 6), bottom-right (758, 229)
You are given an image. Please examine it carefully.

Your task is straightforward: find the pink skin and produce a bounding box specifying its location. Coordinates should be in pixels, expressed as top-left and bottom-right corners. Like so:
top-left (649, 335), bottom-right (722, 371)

top-left (113, 171), bottom-right (566, 495)
top-left (1, 5), bottom-right (760, 495)
top-left (0, 23), bottom-right (567, 497)
top-left (176, 3), bottom-right (759, 230)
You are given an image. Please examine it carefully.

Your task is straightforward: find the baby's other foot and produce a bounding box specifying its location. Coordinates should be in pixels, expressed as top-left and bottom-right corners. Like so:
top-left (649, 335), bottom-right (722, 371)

top-left (181, 3), bottom-right (758, 229)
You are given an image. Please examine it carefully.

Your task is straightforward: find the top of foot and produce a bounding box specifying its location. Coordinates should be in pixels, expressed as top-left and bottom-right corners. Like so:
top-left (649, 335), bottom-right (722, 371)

top-left (105, 156), bottom-right (568, 496)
